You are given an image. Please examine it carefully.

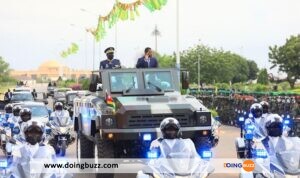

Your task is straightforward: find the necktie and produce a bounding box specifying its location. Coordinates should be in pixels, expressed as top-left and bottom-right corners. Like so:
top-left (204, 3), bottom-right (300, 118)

top-left (147, 59), bottom-right (150, 67)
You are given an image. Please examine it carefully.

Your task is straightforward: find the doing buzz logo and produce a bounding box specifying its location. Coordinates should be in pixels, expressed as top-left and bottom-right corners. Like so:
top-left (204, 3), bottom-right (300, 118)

top-left (224, 160), bottom-right (255, 172)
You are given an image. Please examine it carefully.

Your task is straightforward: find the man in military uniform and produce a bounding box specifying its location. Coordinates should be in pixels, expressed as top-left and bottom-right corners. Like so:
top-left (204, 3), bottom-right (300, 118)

top-left (99, 47), bottom-right (121, 70)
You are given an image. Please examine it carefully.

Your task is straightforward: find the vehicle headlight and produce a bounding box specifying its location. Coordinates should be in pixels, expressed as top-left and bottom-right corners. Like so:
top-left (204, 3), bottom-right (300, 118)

top-left (105, 118), bottom-right (113, 126)
top-left (199, 115), bottom-right (208, 124)
top-left (59, 127), bottom-right (68, 134)
top-left (0, 160), bottom-right (8, 168)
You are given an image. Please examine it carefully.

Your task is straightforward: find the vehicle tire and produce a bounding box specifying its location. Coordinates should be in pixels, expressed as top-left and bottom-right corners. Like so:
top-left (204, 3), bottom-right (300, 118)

top-left (237, 150), bottom-right (245, 159)
top-left (60, 140), bottom-right (67, 157)
top-left (55, 146), bottom-right (60, 155)
top-left (95, 132), bottom-right (114, 178)
top-left (77, 131), bottom-right (94, 159)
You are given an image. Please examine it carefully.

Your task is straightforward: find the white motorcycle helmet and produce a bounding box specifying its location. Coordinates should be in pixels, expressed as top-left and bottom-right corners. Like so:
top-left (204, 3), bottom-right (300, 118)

top-left (20, 108), bottom-right (32, 123)
top-left (23, 121), bottom-right (45, 145)
top-left (250, 103), bottom-right (263, 119)
top-left (260, 101), bottom-right (269, 114)
top-left (160, 117), bottom-right (182, 139)
top-left (12, 105), bottom-right (22, 117)
top-left (265, 114), bottom-right (283, 137)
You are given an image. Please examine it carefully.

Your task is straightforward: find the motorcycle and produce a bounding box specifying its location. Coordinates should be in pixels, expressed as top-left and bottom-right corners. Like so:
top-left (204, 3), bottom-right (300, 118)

top-left (0, 113), bottom-right (10, 147)
top-left (240, 137), bottom-right (300, 178)
top-left (0, 122), bottom-right (16, 156)
top-left (137, 139), bottom-right (214, 178)
top-left (47, 116), bottom-right (75, 156)
top-left (235, 114), bottom-right (266, 159)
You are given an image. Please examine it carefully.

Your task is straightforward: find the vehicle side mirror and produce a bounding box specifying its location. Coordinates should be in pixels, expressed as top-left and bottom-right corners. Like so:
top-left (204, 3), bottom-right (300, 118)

top-left (97, 83), bottom-right (103, 91)
top-left (89, 83), bottom-right (97, 92)
top-left (48, 109), bottom-right (52, 116)
top-left (89, 74), bottom-right (101, 92)
top-left (181, 71), bottom-right (190, 89)
top-left (43, 93), bottom-right (47, 99)
top-left (0, 100), bottom-right (6, 110)
top-left (46, 122), bottom-right (51, 127)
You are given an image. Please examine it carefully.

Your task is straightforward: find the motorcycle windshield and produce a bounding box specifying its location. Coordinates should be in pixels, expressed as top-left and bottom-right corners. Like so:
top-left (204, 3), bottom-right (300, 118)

top-left (53, 117), bottom-right (70, 127)
top-left (150, 139), bottom-right (204, 176)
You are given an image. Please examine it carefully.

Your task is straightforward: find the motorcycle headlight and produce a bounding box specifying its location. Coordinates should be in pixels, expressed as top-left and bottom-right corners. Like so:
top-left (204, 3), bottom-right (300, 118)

top-left (12, 127), bottom-right (20, 135)
top-left (239, 117), bottom-right (245, 122)
top-left (59, 127), bottom-right (68, 134)
top-left (255, 149), bottom-right (268, 158)
top-left (0, 160), bottom-right (8, 168)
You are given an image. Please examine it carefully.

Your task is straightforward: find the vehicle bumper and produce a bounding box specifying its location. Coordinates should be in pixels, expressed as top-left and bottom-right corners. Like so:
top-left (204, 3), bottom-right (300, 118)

top-left (100, 126), bottom-right (212, 140)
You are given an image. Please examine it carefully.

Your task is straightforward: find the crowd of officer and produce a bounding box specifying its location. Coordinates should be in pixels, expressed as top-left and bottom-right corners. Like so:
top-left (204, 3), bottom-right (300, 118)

top-left (197, 94), bottom-right (300, 126)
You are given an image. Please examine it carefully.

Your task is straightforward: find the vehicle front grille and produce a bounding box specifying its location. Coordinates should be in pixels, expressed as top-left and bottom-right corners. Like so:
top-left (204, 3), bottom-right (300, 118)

top-left (127, 114), bottom-right (189, 128)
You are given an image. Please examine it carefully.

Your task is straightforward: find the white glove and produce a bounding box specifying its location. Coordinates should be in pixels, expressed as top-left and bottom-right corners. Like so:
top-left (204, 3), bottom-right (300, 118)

top-left (150, 139), bottom-right (161, 150)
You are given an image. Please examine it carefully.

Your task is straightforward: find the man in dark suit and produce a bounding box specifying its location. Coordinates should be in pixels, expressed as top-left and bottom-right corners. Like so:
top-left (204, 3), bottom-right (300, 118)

top-left (4, 89), bottom-right (12, 101)
top-left (136, 47), bottom-right (158, 68)
top-left (100, 47), bottom-right (121, 70)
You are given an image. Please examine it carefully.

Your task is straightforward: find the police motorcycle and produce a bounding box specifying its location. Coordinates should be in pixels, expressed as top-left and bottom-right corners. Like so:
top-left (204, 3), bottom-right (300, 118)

top-left (47, 102), bottom-right (75, 156)
top-left (0, 104), bottom-right (14, 154)
top-left (240, 114), bottom-right (300, 178)
top-left (137, 118), bottom-right (214, 178)
top-left (235, 103), bottom-right (267, 159)
top-left (0, 120), bottom-right (73, 178)
top-left (3, 105), bottom-right (23, 157)
top-left (4, 108), bottom-right (34, 162)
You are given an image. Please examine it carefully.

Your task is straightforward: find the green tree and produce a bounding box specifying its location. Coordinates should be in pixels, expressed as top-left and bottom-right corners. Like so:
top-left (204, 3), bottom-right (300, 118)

top-left (156, 44), bottom-right (258, 85)
top-left (257, 68), bottom-right (269, 85)
top-left (229, 53), bottom-right (249, 83)
top-left (269, 34), bottom-right (300, 88)
top-left (155, 52), bottom-right (176, 68)
top-left (180, 44), bottom-right (253, 84)
top-left (247, 60), bottom-right (259, 80)
top-left (0, 57), bottom-right (11, 82)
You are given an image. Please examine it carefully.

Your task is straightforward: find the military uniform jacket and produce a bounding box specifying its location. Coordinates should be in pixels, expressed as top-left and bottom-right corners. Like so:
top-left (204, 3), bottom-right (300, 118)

top-left (99, 59), bottom-right (121, 69)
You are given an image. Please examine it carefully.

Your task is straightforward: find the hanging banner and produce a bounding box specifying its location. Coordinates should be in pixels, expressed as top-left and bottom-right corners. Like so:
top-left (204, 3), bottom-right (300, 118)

top-left (92, 0), bottom-right (168, 41)
top-left (60, 43), bottom-right (79, 58)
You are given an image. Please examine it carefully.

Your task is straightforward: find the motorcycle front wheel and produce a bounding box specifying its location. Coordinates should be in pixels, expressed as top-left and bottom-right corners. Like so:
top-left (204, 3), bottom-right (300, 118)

top-left (60, 140), bottom-right (67, 157)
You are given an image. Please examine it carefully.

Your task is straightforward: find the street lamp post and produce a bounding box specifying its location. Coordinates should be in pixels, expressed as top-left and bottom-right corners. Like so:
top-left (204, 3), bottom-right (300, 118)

top-left (176, 0), bottom-right (180, 70)
top-left (193, 55), bottom-right (201, 89)
top-left (80, 8), bottom-right (100, 70)
top-left (198, 57), bottom-right (200, 89)
top-left (92, 38), bottom-right (96, 71)
top-left (152, 25), bottom-right (161, 52)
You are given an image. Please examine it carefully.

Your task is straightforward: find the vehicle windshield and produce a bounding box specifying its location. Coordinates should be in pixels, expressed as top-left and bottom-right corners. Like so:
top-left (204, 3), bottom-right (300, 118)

top-left (11, 93), bottom-right (34, 101)
top-left (23, 105), bottom-right (49, 117)
top-left (110, 72), bottom-right (138, 92)
top-left (67, 94), bottom-right (77, 103)
top-left (52, 117), bottom-right (70, 127)
top-left (144, 71), bottom-right (173, 91)
top-left (55, 92), bottom-right (66, 98)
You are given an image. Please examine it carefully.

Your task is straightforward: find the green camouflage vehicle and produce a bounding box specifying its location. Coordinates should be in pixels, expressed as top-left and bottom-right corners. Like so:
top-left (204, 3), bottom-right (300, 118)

top-left (74, 68), bottom-right (219, 160)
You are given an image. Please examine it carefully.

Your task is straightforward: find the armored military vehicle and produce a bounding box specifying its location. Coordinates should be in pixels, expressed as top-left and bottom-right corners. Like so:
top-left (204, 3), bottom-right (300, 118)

top-left (74, 68), bottom-right (218, 160)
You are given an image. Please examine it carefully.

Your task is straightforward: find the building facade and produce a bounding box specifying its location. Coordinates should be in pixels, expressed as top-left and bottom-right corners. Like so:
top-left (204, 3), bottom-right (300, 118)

top-left (11, 60), bottom-right (91, 81)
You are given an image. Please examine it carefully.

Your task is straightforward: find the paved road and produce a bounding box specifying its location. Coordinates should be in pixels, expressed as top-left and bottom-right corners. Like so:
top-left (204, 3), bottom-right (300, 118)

top-left (6, 84), bottom-right (241, 178)
top-left (71, 125), bottom-right (240, 178)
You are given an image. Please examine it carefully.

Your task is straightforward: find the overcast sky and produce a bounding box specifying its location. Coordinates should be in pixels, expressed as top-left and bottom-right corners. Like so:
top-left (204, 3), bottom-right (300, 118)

top-left (0, 0), bottom-right (299, 74)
